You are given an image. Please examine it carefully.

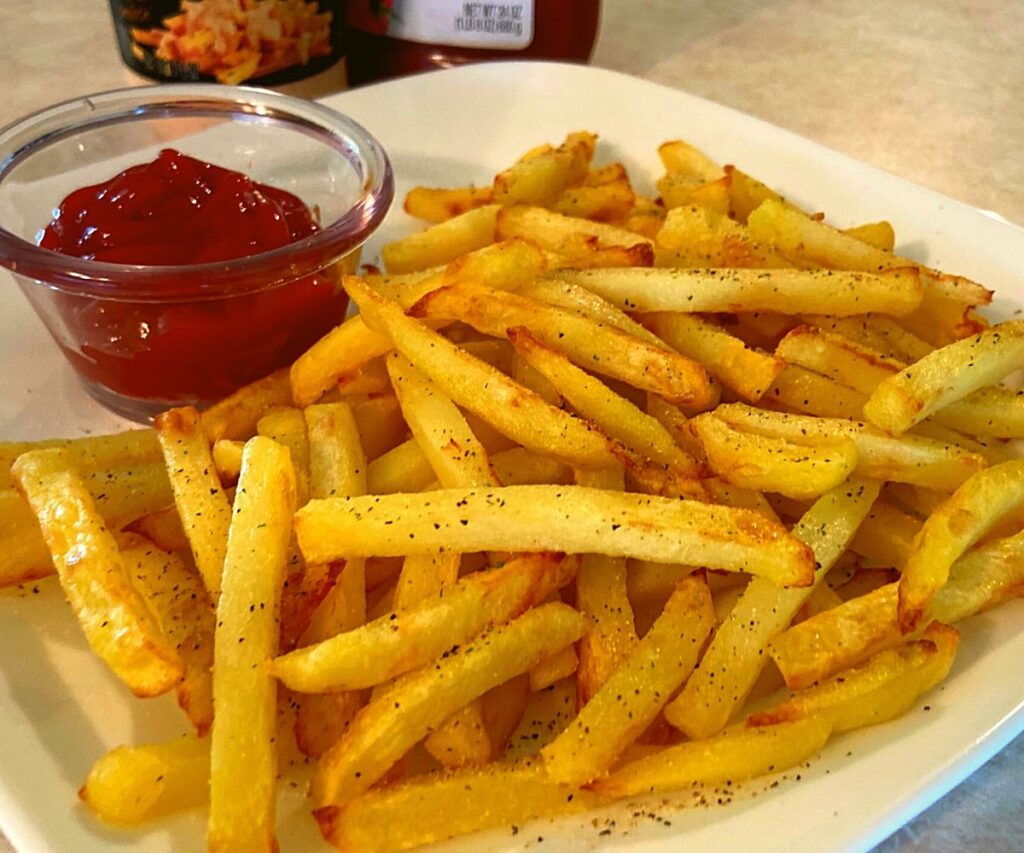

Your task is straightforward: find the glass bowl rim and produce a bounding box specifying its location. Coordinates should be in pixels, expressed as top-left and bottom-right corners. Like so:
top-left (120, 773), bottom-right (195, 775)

top-left (0, 83), bottom-right (393, 301)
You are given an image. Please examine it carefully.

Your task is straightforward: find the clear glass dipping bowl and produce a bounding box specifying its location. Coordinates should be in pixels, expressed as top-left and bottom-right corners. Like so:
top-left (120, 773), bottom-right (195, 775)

top-left (0, 84), bottom-right (393, 422)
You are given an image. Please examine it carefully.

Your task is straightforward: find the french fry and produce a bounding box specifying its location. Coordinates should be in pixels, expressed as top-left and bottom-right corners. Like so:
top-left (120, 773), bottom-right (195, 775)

top-left (79, 734), bottom-right (209, 824)
top-left (507, 327), bottom-right (702, 478)
top-left (691, 413), bottom-right (858, 500)
top-left (593, 716), bottom-right (832, 798)
top-left (315, 757), bottom-right (601, 852)
top-left (128, 506), bottom-right (191, 554)
top-left (272, 553), bottom-right (577, 693)
top-left (257, 407), bottom-right (311, 506)
top-left (723, 165), bottom-right (794, 223)
top-left (658, 173), bottom-right (731, 215)
top-left (664, 477), bottom-right (880, 739)
top-left (120, 536), bottom-right (215, 734)
top-left (345, 277), bottom-right (620, 469)
top-left (208, 437), bottom-right (297, 852)
top-left (654, 205), bottom-right (789, 269)
top-left (492, 131), bottom-right (595, 206)
top-left (0, 461), bottom-right (174, 588)
top-left (496, 205), bottom-right (654, 265)
top-left (200, 367), bottom-right (293, 443)
top-left (529, 644), bottom-right (580, 692)
top-left (211, 439), bottom-right (244, 484)
top-left (712, 403), bottom-right (987, 492)
top-left (751, 624), bottom-right (959, 732)
top-left (644, 313), bottom-right (785, 402)
top-left (12, 450), bottom-right (183, 697)
top-left (382, 204), bottom-right (499, 274)
top-left (543, 573), bottom-right (714, 785)
top-left (658, 139), bottom-right (724, 181)
top-left (763, 365), bottom-right (869, 419)
top-left (551, 266), bottom-right (922, 316)
top-left (155, 406), bottom-right (232, 597)
top-left (412, 284), bottom-right (714, 407)
top-left (0, 429), bottom-right (161, 489)
top-left (386, 352), bottom-right (496, 488)
top-left (296, 485), bottom-right (815, 586)
top-left (898, 459), bottom-right (1024, 630)
top-left (803, 313), bottom-right (934, 363)
top-left (366, 440), bottom-right (434, 495)
top-left (404, 185), bottom-right (493, 222)
top-left (311, 602), bottom-right (585, 805)
top-left (863, 321), bottom-right (1024, 435)
top-left (843, 220), bottom-right (896, 252)
top-left (848, 500), bottom-right (921, 570)
top-left (305, 402), bottom-right (367, 499)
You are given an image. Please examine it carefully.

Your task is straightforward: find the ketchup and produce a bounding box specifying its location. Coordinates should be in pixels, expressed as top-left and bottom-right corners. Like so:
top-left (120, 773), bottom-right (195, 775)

top-left (40, 150), bottom-right (347, 403)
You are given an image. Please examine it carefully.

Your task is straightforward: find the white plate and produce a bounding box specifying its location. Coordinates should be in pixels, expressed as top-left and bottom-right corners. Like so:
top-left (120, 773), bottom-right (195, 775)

top-left (2, 61), bottom-right (1024, 853)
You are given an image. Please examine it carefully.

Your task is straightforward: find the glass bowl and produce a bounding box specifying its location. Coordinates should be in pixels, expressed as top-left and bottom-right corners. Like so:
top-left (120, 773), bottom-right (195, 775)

top-left (0, 84), bottom-right (393, 422)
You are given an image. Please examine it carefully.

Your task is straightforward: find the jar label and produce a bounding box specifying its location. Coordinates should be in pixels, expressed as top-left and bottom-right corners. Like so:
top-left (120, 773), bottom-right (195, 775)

top-left (347, 1), bottom-right (536, 50)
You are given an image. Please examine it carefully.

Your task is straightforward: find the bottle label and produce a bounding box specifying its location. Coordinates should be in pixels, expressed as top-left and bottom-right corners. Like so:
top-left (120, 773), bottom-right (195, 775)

top-left (347, 1), bottom-right (536, 50)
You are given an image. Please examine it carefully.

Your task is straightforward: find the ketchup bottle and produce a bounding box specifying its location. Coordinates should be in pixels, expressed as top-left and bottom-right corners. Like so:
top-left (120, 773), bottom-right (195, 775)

top-left (344, 0), bottom-right (601, 86)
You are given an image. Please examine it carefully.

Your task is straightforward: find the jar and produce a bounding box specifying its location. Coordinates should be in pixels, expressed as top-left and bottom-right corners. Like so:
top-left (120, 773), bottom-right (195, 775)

top-left (0, 85), bottom-right (393, 422)
top-left (344, 0), bottom-right (601, 86)
top-left (107, 0), bottom-right (345, 88)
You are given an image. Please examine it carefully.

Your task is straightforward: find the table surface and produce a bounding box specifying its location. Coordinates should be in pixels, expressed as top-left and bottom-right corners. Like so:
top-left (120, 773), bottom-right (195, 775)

top-left (2, 1), bottom-right (1023, 851)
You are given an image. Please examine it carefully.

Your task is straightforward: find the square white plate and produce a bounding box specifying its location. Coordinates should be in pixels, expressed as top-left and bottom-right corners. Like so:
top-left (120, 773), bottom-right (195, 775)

top-left (2, 61), bottom-right (1023, 853)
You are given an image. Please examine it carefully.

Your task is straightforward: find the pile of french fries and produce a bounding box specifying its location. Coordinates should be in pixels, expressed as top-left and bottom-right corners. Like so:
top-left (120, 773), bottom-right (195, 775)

top-left (5, 129), bottom-right (1024, 852)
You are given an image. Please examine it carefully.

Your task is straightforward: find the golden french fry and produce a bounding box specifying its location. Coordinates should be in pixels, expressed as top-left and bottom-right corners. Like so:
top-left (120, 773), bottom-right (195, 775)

top-left (412, 284), bottom-right (713, 407)
top-left (120, 536), bottom-right (215, 734)
top-left (898, 459), bottom-right (1024, 631)
top-left (664, 477), bottom-right (880, 739)
top-left (345, 277), bottom-right (619, 470)
top-left (199, 367), bottom-right (293, 443)
top-left (386, 352), bottom-right (497, 488)
top-left (654, 205), bottom-right (789, 269)
top-left (713, 403), bottom-right (987, 492)
top-left (691, 413), bottom-right (858, 500)
top-left (658, 139), bottom-right (724, 181)
top-left (844, 220), bottom-right (896, 252)
top-left (0, 460), bottom-right (174, 589)
top-left (404, 185), bottom-right (493, 222)
top-left (0, 429), bottom-right (161, 490)
top-left (315, 757), bottom-right (601, 852)
top-left (552, 181), bottom-right (635, 222)
top-left (529, 644), bottom-right (580, 692)
top-left (543, 573), bottom-right (714, 785)
top-left (763, 365), bottom-right (869, 419)
top-left (79, 735), bottom-right (209, 824)
top-left (803, 313), bottom-right (933, 363)
top-left (507, 327), bottom-right (701, 477)
top-left (272, 553), bottom-right (576, 692)
top-left (155, 406), bottom-right (232, 597)
top-left (496, 205), bottom-right (654, 263)
top-left (211, 439), bottom-right (244, 484)
top-left (864, 321), bottom-right (1024, 435)
top-left (312, 602), bottom-right (585, 805)
top-left (305, 401), bottom-right (367, 499)
top-left (492, 131), bottom-right (595, 206)
top-left (658, 173), bottom-right (731, 214)
top-left (209, 437), bottom-right (297, 852)
top-left (366, 440), bottom-right (435, 495)
top-left (644, 312), bottom-right (785, 402)
top-left (257, 407), bottom-right (311, 506)
top-left (723, 165), bottom-right (794, 223)
top-left (382, 204), bottom-right (499, 274)
top-left (12, 450), bottom-right (184, 697)
top-left (296, 484), bottom-right (815, 586)
top-left (849, 500), bottom-right (921, 570)
top-left (594, 716), bottom-right (832, 798)
top-left (551, 266), bottom-right (922, 316)
top-left (751, 624), bottom-right (959, 732)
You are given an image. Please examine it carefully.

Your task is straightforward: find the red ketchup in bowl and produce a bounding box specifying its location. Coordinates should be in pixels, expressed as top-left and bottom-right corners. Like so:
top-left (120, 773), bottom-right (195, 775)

top-left (39, 149), bottom-right (347, 403)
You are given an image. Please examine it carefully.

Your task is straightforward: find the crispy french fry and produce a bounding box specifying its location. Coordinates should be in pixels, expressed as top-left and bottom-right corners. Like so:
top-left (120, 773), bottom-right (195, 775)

top-left (507, 327), bottom-right (701, 477)
top-left (529, 644), bottom-right (580, 692)
top-left (296, 485), bottom-right (815, 586)
top-left (120, 536), bottom-right (215, 734)
top-left (496, 205), bottom-right (654, 266)
top-left (211, 439), bottom-right (244, 484)
top-left (723, 165), bottom-right (794, 223)
top-left (492, 131), bottom-right (595, 206)
top-left (209, 437), bottom-right (296, 852)
top-left (658, 173), bottom-right (731, 214)
top-left (658, 139), bottom-right (724, 181)
top-left (843, 220), bottom-right (896, 252)
top-left (0, 429), bottom-right (161, 490)
top-left (764, 365), bottom-right (869, 419)
top-left (594, 716), bottom-right (832, 798)
top-left (543, 573), bottom-right (714, 785)
top-left (898, 459), bottom-right (1024, 630)
top-left (413, 284), bottom-right (713, 407)
top-left (382, 204), bottom-right (499, 274)
top-left (691, 414), bottom-right (858, 500)
top-left (848, 500), bottom-right (921, 570)
top-left (751, 624), bottom-right (959, 732)
top-left (644, 313), bottom-right (785, 402)
top-left (713, 404), bottom-right (987, 492)
top-left (803, 313), bottom-right (933, 363)
top-left (366, 440), bottom-right (434, 495)
top-left (312, 602), bottom-right (585, 804)
top-left (404, 185), bottom-right (493, 222)
top-left (257, 407), bottom-right (311, 507)
top-left (664, 477), bottom-right (880, 739)
top-left (12, 450), bottom-right (183, 697)
top-left (272, 553), bottom-right (577, 692)
top-left (79, 734), bottom-right (209, 824)
top-left (315, 757), bottom-right (601, 852)
top-left (305, 402), bottom-right (367, 499)
top-left (155, 406), bottom-right (231, 597)
top-left (345, 277), bottom-right (619, 469)
top-left (200, 367), bottom-right (293, 443)
top-left (864, 321), bottom-right (1024, 435)
top-left (553, 266), bottom-right (921, 317)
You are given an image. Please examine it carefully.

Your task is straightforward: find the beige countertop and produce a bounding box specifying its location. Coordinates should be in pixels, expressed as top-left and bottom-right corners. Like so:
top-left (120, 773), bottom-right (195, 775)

top-left (2, 1), bottom-right (1023, 851)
